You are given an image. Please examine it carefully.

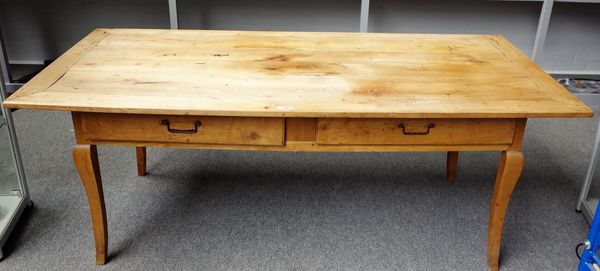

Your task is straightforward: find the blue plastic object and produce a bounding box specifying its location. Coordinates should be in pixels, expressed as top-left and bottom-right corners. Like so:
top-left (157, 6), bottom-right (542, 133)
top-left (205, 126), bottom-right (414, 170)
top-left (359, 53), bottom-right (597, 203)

top-left (579, 201), bottom-right (600, 271)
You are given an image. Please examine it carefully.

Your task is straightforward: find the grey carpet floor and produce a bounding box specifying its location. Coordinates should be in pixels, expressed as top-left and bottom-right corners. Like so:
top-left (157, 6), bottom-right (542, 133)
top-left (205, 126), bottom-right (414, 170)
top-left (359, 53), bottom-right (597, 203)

top-left (0, 109), bottom-right (598, 271)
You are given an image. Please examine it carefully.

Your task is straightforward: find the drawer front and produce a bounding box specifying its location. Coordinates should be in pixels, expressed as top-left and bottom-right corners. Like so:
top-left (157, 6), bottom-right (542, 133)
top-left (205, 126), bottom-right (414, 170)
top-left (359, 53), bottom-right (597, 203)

top-left (316, 119), bottom-right (516, 145)
top-left (75, 113), bottom-right (285, 146)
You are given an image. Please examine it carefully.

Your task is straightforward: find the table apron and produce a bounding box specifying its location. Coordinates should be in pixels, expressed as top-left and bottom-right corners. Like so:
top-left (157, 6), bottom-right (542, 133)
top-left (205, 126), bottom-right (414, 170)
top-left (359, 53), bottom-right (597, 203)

top-left (71, 112), bottom-right (526, 152)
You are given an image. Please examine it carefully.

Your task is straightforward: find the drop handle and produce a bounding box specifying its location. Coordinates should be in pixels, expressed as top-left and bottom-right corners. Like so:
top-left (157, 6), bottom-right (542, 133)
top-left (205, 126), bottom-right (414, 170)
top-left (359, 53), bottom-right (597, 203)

top-left (398, 123), bottom-right (434, 135)
top-left (161, 119), bottom-right (202, 134)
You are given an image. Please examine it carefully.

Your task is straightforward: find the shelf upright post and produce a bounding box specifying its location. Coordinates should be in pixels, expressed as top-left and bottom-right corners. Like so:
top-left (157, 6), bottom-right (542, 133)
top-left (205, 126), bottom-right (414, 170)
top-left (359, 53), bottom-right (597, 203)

top-left (532, 0), bottom-right (555, 61)
top-left (360, 0), bottom-right (370, 32)
top-left (0, 23), bottom-right (12, 85)
top-left (168, 0), bottom-right (179, 29)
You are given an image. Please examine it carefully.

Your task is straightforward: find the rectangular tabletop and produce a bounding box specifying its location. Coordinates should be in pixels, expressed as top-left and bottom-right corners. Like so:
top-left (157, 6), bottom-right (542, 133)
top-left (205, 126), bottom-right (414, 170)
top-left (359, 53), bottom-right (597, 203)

top-left (3, 28), bottom-right (592, 118)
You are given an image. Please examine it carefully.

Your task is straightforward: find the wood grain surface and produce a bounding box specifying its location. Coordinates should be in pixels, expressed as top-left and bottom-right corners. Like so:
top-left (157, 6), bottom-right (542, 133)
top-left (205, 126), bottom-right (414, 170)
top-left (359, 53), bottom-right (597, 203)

top-left (3, 29), bottom-right (591, 118)
top-left (72, 112), bottom-right (285, 146)
top-left (315, 118), bottom-right (516, 145)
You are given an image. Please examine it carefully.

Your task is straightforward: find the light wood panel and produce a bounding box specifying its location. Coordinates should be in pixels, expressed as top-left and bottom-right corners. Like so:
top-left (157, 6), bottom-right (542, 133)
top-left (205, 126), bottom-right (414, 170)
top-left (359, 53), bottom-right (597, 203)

top-left (3, 29), bottom-right (592, 118)
top-left (316, 119), bottom-right (516, 145)
top-left (73, 113), bottom-right (285, 146)
top-left (8, 29), bottom-right (109, 100)
top-left (286, 118), bottom-right (316, 141)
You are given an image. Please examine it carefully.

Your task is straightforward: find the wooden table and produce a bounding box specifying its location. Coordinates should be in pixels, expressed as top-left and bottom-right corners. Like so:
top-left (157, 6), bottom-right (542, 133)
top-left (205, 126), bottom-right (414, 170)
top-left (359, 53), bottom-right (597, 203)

top-left (3, 29), bottom-right (592, 270)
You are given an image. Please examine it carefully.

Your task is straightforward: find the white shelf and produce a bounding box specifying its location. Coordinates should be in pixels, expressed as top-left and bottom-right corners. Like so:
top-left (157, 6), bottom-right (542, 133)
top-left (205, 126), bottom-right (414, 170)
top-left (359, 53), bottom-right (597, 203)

top-left (558, 0), bottom-right (600, 3)
top-left (496, 0), bottom-right (600, 3)
top-left (0, 196), bottom-right (27, 259)
top-left (549, 70), bottom-right (600, 76)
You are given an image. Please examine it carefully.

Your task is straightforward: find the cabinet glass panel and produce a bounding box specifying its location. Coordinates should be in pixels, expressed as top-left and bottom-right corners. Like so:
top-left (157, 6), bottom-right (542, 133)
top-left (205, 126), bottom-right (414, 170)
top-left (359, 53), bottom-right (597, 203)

top-left (582, 142), bottom-right (600, 221)
top-left (0, 112), bottom-right (20, 195)
top-left (578, 120), bottom-right (600, 223)
top-left (0, 26), bottom-right (30, 259)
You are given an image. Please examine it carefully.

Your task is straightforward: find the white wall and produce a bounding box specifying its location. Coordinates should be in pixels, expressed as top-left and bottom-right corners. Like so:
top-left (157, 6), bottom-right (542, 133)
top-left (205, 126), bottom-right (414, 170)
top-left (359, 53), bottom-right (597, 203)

top-left (539, 2), bottom-right (600, 72)
top-left (369, 0), bottom-right (541, 56)
top-left (178, 0), bottom-right (359, 32)
top-left (1, 0), bottom-right (599, 73)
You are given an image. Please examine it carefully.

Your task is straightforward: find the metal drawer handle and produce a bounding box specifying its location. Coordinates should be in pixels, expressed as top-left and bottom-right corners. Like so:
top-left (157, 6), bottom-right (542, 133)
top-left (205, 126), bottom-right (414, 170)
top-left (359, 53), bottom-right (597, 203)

top-left (398, 123), bottom-right (434, 135)
top-left (161, 119), bottom-right (202, 134)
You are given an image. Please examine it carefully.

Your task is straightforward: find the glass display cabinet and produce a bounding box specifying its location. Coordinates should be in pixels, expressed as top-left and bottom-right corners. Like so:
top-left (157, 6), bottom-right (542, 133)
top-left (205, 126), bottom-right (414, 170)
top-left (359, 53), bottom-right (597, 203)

top-left (0, 28), bottom-right (30, 259)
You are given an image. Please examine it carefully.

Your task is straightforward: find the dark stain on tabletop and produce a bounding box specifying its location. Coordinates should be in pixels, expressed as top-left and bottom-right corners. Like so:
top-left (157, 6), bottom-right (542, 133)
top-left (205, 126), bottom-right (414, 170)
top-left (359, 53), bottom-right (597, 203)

top-left (260, 53), bottom-right (344, 75)
top-left (263, 55), bottom-right (291, 62)
top-left (350, 82), bottom-right (398, 97)
top-left (263, 62), bottom-right (342, 75)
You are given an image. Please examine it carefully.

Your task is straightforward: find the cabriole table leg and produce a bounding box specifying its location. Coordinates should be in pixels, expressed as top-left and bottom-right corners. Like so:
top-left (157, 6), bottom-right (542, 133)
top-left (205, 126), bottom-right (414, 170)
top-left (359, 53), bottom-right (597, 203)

top-left (73, 144), bottom-right (108, 265)
top-left (487, 150), bottom-right (524, 271)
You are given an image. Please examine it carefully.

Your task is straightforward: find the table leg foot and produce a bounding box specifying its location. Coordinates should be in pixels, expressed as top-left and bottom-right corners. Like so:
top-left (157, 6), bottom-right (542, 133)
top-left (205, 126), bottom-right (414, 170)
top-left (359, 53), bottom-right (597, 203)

top-left (447, 151), bottom-right (458, 182)
top-left (487, 150), bottom-right (524, 270)
top-left (136, 147), bottom-right (146, 176)
top-left (73, 144), bottom-right (108, 265)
